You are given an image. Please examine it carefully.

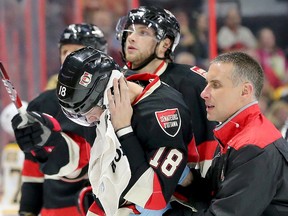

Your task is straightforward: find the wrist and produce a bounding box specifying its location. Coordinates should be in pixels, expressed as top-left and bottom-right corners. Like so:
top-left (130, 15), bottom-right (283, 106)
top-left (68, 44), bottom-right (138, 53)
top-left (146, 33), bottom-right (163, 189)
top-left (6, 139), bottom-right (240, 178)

top-left (115, 126), bottom-right (133, 138)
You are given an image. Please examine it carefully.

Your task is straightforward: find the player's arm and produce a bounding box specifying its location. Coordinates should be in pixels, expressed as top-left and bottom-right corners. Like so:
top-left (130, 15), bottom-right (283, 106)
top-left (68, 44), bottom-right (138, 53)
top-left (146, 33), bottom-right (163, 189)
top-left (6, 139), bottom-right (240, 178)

top-left (118, 129), bottom-right (187, 210)
top-left (11, 111), bottom-right (90, 176)
top-left (19, 153), bottom-right (44, 216)
top-left (107, 77), bottom-right (188, 209)
top-left (181, 69), bottom-right (218, 176)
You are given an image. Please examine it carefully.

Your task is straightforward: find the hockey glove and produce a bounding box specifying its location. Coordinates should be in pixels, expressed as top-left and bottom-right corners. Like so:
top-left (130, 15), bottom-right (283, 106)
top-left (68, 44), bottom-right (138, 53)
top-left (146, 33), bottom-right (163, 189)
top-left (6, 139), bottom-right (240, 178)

top-left (77, 185), bottom-right (95, 216)
top-left (11, 111), bottom-right (62, 162)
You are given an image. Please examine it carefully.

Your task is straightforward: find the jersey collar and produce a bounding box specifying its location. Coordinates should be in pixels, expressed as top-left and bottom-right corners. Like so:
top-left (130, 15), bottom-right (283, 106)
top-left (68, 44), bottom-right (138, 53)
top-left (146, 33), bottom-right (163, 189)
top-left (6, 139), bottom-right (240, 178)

top-left (127, 73), bottom-right (161, 105)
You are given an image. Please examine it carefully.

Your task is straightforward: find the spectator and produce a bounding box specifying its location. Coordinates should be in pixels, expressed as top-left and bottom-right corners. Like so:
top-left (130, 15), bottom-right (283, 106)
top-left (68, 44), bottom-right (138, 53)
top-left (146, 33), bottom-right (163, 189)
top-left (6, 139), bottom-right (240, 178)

top-left (173, 9), bottom-right (196, 56)
top-left (191, 12), bottom-right (209, 69)
top-left (175, 51), bottom-right (196, 65)
top-left (0, 102), bottom-right (27, 215)
top-left (84, 9), bottom-right (123, 65)
top-left (83, 0), bottom-right (127, 18)
top-left (265, 100), bottom-right (288, 130)
top-left (217, 7), bottom-right (257, 53)
top-left (255, 27), bottom-right (288, 90)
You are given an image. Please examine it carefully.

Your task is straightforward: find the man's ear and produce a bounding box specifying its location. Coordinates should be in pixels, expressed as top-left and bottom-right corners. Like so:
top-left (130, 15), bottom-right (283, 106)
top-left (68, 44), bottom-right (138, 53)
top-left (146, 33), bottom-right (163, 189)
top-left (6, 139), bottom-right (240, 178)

top-left (162, 38), bottom-right (172, 49)
top-left (158, 38), bottom-right (172, 58)
top-left (242, 82), bottom-right (253, 97)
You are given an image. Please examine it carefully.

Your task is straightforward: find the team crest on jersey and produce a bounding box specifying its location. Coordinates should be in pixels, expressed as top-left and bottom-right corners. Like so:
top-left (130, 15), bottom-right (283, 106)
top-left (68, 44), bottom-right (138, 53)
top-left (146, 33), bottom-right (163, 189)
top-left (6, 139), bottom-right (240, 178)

top-left (190, 66), bottom-right (207, 78)
top-left (155, 108), bottom-right (181, 137)
top-left (79, 72), bottom-right (92, 87)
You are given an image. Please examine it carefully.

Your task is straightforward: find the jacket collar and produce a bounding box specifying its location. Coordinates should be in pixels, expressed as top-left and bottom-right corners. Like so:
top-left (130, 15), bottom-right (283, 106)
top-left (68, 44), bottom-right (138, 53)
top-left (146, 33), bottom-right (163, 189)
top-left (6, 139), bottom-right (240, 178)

top-left (214, 101), bottom-right (260, 148)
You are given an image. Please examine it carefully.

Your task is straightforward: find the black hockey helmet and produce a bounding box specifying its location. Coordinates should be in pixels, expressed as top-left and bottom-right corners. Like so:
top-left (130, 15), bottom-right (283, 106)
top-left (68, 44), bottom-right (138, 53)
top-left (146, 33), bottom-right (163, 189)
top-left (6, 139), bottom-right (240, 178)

top-left (59, 23), bottom-right (107, 52)
top-left (57, 46), bottom-right (120, 117)
top-left (116, 6), bottom-right (180, 56)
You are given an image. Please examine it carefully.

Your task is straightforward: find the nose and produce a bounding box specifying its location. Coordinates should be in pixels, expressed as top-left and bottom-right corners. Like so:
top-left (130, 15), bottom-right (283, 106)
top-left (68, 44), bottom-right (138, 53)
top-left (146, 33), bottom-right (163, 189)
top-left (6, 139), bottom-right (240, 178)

top-left (200, 86), bottom-right (209, 100)
top-left (85, 114), bottom-right (99, 124)
top-left (127, 31), bottom-right (137, 42)
top-left (84, 106), bottom-right (104, 124)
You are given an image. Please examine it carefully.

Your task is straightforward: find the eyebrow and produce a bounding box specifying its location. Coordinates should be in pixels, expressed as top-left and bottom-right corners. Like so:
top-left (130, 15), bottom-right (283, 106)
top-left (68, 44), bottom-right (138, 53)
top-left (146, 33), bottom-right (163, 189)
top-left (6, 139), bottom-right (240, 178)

top-left (208, 79), bottom-right (220, 83)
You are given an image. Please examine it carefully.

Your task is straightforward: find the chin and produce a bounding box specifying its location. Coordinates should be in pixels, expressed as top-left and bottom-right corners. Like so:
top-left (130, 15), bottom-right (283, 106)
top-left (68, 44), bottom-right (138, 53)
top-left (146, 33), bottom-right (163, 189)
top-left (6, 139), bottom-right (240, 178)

top-left (207, 115), bottom-right (216, 122)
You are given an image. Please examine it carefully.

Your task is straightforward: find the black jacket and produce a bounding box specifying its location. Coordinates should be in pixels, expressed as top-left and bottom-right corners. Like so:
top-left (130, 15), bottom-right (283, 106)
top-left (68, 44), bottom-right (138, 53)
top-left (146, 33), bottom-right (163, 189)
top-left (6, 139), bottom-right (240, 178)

top-left (190, 102), bottom-right (288, 216)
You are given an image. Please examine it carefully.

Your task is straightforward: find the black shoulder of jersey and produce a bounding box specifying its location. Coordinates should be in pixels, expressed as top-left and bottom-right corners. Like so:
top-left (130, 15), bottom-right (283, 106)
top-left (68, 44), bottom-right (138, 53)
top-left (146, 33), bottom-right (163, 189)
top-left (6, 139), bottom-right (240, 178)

top-left (27, 89), bottom-right (59, 114)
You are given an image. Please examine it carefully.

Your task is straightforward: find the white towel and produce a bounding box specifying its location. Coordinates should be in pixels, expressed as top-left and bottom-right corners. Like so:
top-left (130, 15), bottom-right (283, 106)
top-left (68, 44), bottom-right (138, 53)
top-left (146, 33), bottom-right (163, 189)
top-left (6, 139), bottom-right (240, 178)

top-left (88, 70), bottom-right (131, 216)
top-left (103, 69), bottom-right (123, 107)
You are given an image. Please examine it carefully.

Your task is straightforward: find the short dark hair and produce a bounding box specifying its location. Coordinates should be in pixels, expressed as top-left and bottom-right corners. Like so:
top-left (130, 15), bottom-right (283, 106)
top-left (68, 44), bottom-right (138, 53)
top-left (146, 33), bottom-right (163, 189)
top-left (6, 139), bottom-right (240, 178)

top-left (211, 51), bottom-right (264, 99)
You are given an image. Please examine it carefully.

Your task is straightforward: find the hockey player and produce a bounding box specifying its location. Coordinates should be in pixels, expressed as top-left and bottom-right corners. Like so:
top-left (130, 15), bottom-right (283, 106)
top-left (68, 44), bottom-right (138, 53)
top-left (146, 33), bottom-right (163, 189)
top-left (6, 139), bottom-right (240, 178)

top-left (12, 47), bottom-right (194, 215)
top-left (115, 6), bottom-right (218, 176)
top-left (14, 23), bottom-right (107, 216)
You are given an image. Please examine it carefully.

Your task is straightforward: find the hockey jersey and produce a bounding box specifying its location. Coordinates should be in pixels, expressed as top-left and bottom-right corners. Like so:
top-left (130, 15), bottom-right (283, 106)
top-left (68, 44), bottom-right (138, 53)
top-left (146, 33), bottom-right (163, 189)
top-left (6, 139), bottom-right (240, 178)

top-left (45, 72), bottom-right (194, 215)
top-left (20, 89), bottom-right (96, 216)
top-left (126, 62), bottom-right (218, 176)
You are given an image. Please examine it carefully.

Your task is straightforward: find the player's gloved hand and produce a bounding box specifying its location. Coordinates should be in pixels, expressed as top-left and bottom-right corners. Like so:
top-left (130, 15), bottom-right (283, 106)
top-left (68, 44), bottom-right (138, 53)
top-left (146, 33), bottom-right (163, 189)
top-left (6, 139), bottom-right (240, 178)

top-left (11, 111), bottom-right (62, 162)
top-left (77, 186), bottom-right (94, 216)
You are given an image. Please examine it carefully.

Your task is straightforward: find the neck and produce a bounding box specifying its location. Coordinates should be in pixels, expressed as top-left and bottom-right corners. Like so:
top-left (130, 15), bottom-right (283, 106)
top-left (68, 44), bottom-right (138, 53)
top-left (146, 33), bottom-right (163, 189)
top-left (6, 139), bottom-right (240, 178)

top-left (127, 81), bottom-right (144, 103)
top-left (135, 59), bottom-right (165, 74)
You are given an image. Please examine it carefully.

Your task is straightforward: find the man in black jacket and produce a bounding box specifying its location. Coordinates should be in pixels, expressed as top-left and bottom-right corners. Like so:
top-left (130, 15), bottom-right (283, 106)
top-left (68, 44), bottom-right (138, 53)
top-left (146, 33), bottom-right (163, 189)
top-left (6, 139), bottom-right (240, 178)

top-left (185, 52), bottom-right (288, 216)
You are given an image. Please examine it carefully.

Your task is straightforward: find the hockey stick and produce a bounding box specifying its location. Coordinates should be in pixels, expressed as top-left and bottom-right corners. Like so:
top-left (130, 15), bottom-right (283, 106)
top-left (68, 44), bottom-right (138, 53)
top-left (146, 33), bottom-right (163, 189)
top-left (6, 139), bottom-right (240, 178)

top-left (0, 61), bottom-right (29, 126)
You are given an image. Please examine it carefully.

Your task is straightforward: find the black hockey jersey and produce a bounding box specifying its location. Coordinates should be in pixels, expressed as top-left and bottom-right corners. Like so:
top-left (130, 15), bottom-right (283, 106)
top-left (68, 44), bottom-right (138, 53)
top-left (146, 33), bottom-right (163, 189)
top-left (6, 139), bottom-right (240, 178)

top-left (41, 73), bottom-right (193, 215)
top-left (126, 62), bottom-right (218, 176)
top-left (121, 73), bottom-right (193, 205)
top-left (20, 89), bottom-right (96, 216)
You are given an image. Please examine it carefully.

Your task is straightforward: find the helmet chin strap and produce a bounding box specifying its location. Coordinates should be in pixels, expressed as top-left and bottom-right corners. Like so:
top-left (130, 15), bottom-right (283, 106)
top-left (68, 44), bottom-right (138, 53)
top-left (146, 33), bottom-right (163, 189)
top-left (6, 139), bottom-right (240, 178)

top-left (124, 42), bottom-right (165, 71)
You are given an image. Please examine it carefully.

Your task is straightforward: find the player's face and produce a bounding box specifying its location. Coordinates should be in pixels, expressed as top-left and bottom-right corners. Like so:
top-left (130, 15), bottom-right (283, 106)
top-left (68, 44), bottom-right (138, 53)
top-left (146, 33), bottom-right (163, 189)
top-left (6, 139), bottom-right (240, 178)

top-left (124, 24), bottom-right (158, 68)
top-left (83, 105), bottom-right (105, 124)
top-left (60, 44), bottom-right (86, 64)
top-left (201, 62), bottom-right (244, 122)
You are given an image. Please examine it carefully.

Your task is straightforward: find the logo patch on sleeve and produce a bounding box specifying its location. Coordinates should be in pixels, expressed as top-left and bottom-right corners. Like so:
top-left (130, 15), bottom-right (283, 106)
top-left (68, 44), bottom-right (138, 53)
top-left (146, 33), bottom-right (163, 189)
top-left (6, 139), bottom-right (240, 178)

top-left (155, 108), bottom-right (181, 137)
top-left (190, 66), bottom-right (207, 78)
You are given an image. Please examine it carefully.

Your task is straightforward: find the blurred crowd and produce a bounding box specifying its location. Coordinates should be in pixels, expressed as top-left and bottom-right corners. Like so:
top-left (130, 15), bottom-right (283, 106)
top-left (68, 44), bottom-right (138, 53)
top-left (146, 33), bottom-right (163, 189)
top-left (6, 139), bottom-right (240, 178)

top-left (214, 6), bottom-right (288, 131)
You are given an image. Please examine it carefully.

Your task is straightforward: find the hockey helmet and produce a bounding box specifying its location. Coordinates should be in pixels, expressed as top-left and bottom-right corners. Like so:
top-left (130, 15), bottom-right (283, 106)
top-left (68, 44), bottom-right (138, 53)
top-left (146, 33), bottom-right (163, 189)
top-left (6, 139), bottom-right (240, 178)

top-left (59, 23), bottom-right (108, 53)
top-left (116, 6), bottom-right (180, 53)
top-left (57, 46), bottom-right (120, 118)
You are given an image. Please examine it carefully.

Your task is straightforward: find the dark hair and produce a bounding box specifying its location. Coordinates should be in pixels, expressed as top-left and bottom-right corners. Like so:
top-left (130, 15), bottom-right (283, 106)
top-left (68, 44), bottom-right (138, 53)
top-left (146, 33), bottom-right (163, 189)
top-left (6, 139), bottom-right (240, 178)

top-left (211, 51), bottom-right (264, 99)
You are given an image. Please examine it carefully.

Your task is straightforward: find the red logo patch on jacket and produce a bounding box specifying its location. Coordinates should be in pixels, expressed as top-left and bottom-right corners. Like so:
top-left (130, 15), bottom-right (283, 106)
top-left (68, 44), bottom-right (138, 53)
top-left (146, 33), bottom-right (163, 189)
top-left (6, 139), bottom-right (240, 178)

top-left (190, 66), bottom-right (207, 78)
top-left (155, 108), bottom-right (181, 137)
